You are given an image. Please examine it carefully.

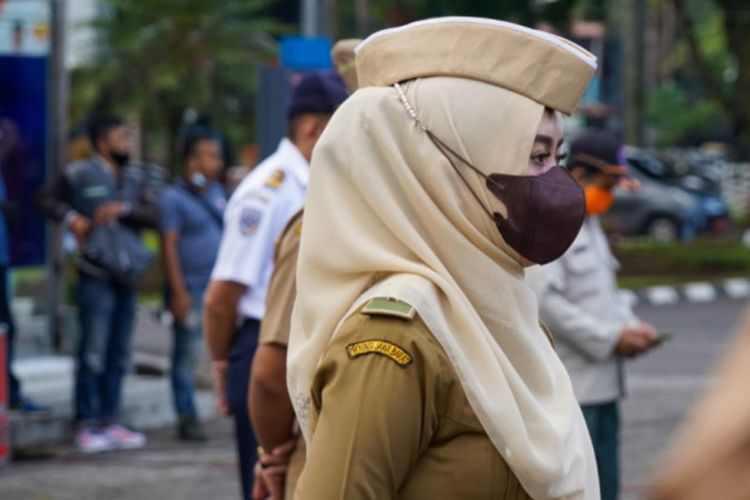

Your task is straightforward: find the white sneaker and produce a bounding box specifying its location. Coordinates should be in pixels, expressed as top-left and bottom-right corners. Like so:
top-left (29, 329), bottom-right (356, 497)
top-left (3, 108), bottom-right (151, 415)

top-left (103, 424), bottom-right (147, 449)
top-left (76, 427), bottom-right (113, 454)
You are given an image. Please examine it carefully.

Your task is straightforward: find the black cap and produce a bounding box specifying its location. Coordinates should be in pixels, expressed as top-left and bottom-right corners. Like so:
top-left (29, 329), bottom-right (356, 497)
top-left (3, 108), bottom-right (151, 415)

top-left (287, 71), bottom-right (348, 119)
top-left (569, 130), bottom-right (628, 178)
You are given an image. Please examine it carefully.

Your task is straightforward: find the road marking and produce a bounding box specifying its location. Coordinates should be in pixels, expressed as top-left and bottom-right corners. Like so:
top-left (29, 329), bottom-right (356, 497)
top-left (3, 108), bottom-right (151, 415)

top-left (645, 286), bottom-right (680, 305)
top-left (724, 278), bottom-right (750, 299)
top-left (683, 282), bottom-right (718, 303)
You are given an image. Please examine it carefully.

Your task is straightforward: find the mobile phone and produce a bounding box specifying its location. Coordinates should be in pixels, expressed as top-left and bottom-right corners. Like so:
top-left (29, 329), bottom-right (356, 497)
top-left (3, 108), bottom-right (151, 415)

top-left (654, 331), bottom-right (672, 342)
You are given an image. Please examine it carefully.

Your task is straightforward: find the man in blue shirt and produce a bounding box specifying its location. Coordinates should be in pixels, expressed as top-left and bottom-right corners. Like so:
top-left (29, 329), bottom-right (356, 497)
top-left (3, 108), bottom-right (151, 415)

top-left (159, 131), bottom-right (225, 441)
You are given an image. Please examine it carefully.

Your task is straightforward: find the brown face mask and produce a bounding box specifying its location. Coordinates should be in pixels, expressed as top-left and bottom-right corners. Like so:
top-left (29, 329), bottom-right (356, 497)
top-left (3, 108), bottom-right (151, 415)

top-left (486, 167), bottom-right (585, 264)
top-left (426, 131), bottom-right (585, 265)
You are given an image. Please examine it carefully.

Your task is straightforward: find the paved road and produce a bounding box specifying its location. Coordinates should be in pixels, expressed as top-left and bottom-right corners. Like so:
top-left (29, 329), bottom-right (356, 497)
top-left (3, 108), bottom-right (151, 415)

top-left (1, 297), bottom-right (746, 499)
top-left (1, 417), bottom-right (240, 500)
top-left (621, 297), bottom-right (748, 498)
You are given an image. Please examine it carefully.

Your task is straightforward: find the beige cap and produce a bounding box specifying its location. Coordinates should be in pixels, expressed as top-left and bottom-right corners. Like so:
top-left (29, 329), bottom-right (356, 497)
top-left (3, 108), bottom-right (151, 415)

top-left (355, 17), bottom-right (597, 115)
top-left (331, 39), bottom-right (362, 92)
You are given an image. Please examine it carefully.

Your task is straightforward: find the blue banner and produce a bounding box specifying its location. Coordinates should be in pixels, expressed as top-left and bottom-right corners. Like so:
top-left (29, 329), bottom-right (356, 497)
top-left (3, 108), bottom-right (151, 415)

top-left (0, 55), bottom-right (48, 267)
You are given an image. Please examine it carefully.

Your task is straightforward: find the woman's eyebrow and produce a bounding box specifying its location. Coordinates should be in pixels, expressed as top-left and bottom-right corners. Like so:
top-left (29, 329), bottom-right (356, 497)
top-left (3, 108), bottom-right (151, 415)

top-left (533, 135), bottom-right (554, 148)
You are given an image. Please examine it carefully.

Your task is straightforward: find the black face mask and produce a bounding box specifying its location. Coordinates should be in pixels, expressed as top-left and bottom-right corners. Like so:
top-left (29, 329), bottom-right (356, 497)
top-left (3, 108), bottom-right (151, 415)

top-left (426, 131), bottom-right (585, 265)
top-left (110, 152), bottom-right (130, 168)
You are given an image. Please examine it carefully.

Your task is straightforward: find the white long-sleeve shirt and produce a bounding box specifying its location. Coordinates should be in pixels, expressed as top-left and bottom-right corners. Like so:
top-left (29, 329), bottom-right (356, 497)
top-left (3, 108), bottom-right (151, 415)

top-left (526, 217), bottom-right (638, 405)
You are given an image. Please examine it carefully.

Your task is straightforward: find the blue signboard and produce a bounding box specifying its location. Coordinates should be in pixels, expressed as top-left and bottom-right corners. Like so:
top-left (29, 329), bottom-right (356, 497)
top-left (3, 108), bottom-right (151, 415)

top-left (0, 55), bottom-right (48, 267)
top-left (0, 0), bottom-right (50, 267)
top-left (280, 36), bottom-right (333, 70)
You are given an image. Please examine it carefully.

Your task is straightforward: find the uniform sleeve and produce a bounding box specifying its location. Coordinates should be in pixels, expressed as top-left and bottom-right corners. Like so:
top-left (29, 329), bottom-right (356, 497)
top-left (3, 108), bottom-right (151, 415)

top-left (527, 262), bottom-right (621, 362)
top-left (210, 192), bottom-right (282, 288)
top-left (294, 315), bottom-right (441, 500)
top-left (158, 189), bottom-right (181, 232)
top-left (258, 218), bottom-right (300, 346)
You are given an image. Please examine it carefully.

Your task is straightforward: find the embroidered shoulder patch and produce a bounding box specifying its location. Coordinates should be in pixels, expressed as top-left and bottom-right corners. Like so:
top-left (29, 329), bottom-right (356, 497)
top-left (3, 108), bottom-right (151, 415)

top-left (362, 297), bottom-right (415, 320)
top-left (346, 340), bottom-right (413, 367)
top-left (265, 169), bottom-right (286, 189)
top-left (239, 207), bottom-right (263, 235)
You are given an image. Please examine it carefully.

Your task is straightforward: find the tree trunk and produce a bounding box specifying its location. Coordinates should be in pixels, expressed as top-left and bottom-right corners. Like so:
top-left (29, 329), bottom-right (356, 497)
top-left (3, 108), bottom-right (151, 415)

top-left (720, 0), bottom-right (750, 158)
top-left (624, 0), bottom-right (646, 146)
top-left (165, 107), bottom-right (183, 177)
top-left (354, 0), bottom-right (369, 37)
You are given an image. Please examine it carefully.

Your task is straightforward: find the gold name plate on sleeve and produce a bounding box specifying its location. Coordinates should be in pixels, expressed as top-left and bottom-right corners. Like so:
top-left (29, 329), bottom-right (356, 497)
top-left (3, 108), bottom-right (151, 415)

top-left (346, 339), bottom-right (413, 367)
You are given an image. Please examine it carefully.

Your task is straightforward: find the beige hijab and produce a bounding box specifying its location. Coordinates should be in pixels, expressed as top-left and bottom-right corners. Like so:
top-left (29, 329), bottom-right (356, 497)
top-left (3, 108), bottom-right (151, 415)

top-left (287, 73), bottom-right (598, 499)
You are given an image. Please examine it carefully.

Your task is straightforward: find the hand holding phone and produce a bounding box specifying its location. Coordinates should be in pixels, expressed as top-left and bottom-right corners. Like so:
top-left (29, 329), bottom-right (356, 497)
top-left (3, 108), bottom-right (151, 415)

top-left (653, 331), bottom-right (672, 344)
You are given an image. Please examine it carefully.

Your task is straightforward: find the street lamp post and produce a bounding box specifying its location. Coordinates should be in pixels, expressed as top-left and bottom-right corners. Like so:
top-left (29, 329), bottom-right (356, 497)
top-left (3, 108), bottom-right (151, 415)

top-left (301, 0), bottom-right (327, 37)
top-left (48, 0), bottom-right (68, 351)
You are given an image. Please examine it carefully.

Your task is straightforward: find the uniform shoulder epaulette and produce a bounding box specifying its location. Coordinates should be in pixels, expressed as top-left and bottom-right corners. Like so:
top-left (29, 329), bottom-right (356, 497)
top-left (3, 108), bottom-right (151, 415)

top-left (362, 297), bottom-right (416, 320)
top-left (264, 169), bottom-right (286, 189)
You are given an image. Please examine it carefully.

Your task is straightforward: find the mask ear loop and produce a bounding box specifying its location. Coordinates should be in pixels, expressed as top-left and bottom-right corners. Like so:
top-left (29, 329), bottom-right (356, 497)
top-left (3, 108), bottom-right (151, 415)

top-left (393, 82), bottom-right (498, 222)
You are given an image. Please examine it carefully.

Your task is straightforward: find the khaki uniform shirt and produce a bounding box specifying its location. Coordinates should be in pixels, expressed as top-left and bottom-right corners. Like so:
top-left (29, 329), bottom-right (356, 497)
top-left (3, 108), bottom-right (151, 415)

top-left (293, 303), bottom-right (531, 500)
top-left (259, 210), bottom-right (303, 346)
top-left (257, 210), bottom-right (305, 500)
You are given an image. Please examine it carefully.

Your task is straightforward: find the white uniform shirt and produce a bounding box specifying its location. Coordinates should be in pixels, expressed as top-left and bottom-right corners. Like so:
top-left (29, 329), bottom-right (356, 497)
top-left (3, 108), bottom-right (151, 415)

top-left (526, 217), bottom-right (638, 405)
top-left (211, 138), bottom-right (309, 320)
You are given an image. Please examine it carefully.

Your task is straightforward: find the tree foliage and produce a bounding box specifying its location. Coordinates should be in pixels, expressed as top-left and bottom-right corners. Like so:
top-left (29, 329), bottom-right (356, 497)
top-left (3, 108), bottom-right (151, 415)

top-left (71, 0), bottom-right (286, 169)
top-left (669, 0), bottom-right (750, 157)
top-left (333, 0), bottom-right (581, 38)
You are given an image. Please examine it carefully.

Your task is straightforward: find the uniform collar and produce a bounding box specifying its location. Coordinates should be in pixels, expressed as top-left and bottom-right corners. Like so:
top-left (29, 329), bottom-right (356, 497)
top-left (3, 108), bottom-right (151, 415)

top-left (277, 138), bottom-right (309, 186)
top-left (583, 215), bottom-right (599, 228)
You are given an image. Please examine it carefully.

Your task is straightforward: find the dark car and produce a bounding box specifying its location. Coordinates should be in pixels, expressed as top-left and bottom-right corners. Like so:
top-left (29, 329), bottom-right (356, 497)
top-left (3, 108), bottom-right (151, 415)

top-left (601, 147), bottom-right (710, 242)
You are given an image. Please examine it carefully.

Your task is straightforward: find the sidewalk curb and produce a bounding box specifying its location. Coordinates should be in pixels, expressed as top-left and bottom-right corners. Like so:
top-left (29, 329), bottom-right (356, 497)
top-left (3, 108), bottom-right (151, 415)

top-left (620, 277), bottom-right (750, 307)
top-left (10, 356), bottom-right (218, 452)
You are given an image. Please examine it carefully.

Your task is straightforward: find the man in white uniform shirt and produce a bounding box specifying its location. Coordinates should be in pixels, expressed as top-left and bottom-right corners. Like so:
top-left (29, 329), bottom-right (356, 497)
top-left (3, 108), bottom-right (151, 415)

top-left (203, 71), bottom-right (347, 500)
top-left (526, 130), bottom-right (660, 500)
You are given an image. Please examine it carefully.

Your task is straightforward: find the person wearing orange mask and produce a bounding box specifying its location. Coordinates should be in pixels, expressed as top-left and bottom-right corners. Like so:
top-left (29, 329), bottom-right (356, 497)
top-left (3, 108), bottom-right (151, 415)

top-left (527, 130), bottom-right (661, 500)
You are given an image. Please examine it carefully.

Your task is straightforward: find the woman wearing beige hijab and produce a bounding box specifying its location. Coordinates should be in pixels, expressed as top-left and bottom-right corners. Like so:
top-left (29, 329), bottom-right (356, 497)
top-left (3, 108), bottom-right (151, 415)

top-left (287, 17), bottom-right (599, 499)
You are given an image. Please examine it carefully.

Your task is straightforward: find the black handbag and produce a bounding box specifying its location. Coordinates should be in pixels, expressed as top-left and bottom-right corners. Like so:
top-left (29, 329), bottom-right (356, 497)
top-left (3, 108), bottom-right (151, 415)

top-left (82, 223), bottom-right (154, 287)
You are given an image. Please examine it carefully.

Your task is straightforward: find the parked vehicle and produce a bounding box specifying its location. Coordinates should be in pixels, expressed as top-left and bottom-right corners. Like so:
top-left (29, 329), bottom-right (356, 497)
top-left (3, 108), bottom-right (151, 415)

top-left (658, 149), bottom-right (731, 234)
top-left (601, 147), bottom-right (710, 242)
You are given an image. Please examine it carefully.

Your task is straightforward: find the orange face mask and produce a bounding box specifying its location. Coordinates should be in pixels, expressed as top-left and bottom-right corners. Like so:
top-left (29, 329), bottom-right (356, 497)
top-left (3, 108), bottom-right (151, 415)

top-left (584, 185), bottom-right (615, 215)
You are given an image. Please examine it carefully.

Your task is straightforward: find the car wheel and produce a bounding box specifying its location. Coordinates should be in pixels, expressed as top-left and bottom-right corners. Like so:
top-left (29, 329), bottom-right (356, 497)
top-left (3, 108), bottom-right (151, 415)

top-left (646, 217), bottom-right (679, 242)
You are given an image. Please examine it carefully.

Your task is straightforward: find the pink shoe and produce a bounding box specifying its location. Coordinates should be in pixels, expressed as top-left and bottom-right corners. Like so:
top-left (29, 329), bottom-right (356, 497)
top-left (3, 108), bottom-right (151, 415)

top-left (103, 424), bottom-right (147, 450)
top-left (76, 427), bottom-right (113, 454)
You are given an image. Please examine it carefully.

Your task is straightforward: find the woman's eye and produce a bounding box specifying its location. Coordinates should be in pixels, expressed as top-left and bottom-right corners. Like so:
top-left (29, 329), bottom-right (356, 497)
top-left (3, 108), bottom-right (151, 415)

top-left (532, 153), bottom-right (550, 165)
top-left (556, 153), bottom-right (568, 163)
